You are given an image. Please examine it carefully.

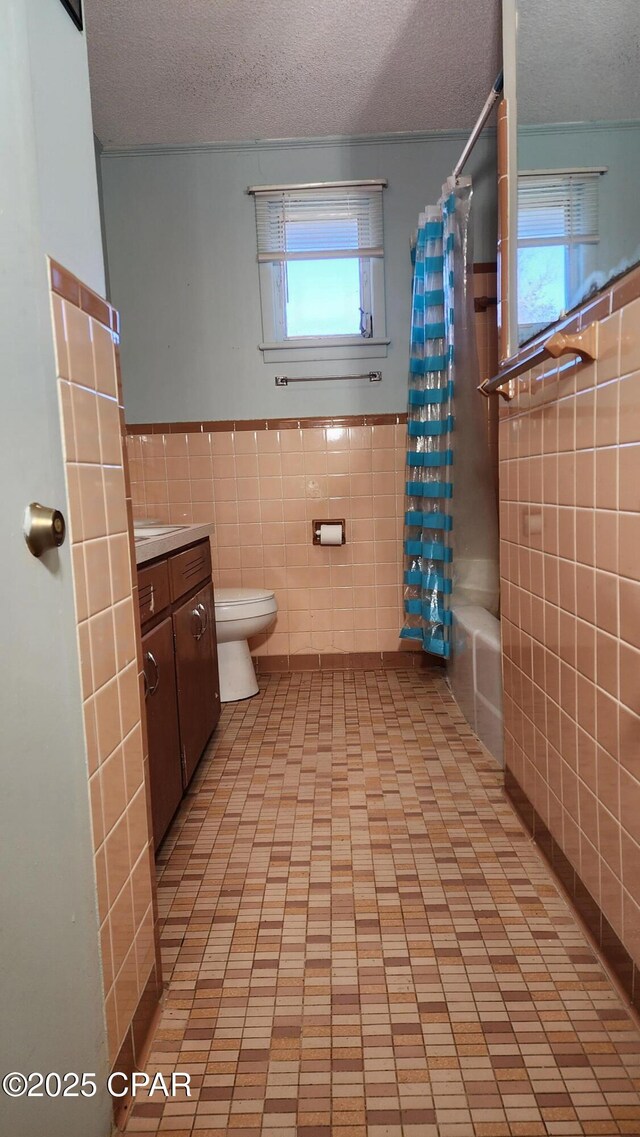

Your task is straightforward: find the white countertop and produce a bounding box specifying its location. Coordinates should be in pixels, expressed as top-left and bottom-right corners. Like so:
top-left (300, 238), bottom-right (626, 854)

top-left (134, 522), bottom-right (214, 566)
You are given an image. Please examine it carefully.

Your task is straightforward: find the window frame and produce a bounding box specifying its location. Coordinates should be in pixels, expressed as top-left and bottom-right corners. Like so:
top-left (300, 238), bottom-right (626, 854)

top-left (251, 180), bottom-right (389, 362)
top-left (516, 168), bottom-right (603, 342)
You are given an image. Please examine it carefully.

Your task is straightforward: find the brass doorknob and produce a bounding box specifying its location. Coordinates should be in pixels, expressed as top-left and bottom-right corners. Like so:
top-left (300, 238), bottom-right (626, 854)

top-left (24, 502), bottom-right (67, 558)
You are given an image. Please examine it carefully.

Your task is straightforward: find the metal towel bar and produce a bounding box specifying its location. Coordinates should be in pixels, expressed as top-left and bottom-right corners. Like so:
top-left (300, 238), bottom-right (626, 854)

top-left (275, 371), bottom-right (382, 387)
top-left (478, 323), bottom-right (598, 400)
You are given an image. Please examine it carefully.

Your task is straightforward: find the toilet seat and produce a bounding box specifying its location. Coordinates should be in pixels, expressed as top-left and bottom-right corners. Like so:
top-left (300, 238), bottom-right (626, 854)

top-left (215, 587), bottom-right (275, 606)
top-left (215, 588), bottom-right (276, 623)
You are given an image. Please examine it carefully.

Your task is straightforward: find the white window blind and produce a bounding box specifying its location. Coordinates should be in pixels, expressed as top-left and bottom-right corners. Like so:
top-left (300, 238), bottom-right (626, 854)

top-left (254, 184), bottom-right (384, 262)
top-left (517, 172), bottom-right (600, 246)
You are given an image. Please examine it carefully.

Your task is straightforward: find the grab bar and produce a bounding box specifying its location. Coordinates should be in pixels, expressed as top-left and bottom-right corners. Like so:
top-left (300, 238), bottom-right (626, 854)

top-left (275, 370), bottom-right (382, 387)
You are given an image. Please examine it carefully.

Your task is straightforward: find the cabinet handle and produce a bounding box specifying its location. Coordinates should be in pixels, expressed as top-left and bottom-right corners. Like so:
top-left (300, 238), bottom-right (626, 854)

top-left (197, 601), bottom-right (208, 634)
top-left (191, 607), bottom-right (205, 640)
top-left (144, 650), bottom-right (160, 697)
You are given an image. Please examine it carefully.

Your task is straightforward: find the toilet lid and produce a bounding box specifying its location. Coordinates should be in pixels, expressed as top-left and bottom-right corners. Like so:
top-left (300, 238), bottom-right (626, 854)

top-left (215, 587), bottom-right (275, 607)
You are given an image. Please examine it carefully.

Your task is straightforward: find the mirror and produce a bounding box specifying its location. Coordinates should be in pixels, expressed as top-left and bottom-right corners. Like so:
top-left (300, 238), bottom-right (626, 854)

top-left (514, 0), bottom-right (640, 347)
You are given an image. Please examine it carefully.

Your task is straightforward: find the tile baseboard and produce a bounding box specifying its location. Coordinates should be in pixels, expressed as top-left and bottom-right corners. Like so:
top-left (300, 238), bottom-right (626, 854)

top-left (126, 412), bottom-right (408, 435)
top-left (253, 650), bottom-right (445, 673)
top-left (112, 964), bottom-right (163, 1130)
top-left (505, 769), bottom-right (639, 1012)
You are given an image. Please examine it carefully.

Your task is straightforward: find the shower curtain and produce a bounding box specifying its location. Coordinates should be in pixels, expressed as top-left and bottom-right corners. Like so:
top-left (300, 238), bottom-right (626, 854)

top-left (401, 176), bottom-right (499, 659)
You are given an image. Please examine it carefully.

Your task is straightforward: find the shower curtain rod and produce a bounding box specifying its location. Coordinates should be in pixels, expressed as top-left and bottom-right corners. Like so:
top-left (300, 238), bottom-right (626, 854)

top-left (452, 71), bottom-right (504, 180)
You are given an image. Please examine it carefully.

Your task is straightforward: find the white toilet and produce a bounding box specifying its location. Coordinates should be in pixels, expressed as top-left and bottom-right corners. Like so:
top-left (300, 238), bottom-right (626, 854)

top-left (214, 588), bottom-right (278, 702)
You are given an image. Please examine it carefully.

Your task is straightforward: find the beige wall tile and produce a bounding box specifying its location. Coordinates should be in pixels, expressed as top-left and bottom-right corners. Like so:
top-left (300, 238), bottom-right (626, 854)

top-left (104, 988), bottom-right (118, 1066)
top-left (597, 311), bottom-right (621, 385)
top-left (51, 294), bottom-right (70, 379)
top-left (97, 394), bottom-right (123, 466)
top-left (103, 466), bottom-right (128, 535)
top-left (58, 380), bottom-right (76, 461)
top-left (620, 299), bottom-right (640, 377)
top-left (113, 598), bottom-right (137, 674)
top-left (114, 943), bottom-right (138, 1045)
top-left (104, 811), bottom-right (131, 906)
top-left (122, 724), bottom-right (145, 801)
top-left (89, 771), bottom-right (104, 849)
top-left (164, 432), bottom-right (189, 457)
top-left (77, 620), bottom-right (93, 700)
top-left (130, 850), bottom-right (153, 929)
top-left (619, 445), bottom-right (640, 512)
top-left (118, 663), bottom-right (140, 739)
top-left (110, 881), bottom-right (135, 978)
top-left (78, 464), bottom-right (107, 540)
top-left (92, 321), bottom-right (118, 398)
top-left (94, 676), bottom-right (121, 763)
top-left (71, 384), bottom-right (101, 463)
top-left (127, 785), bottom-right (150, 866)
top-left (101, 744), bottom-right (127, 838)
top-left (51, 275), bottom-right (157, 1067)
top-left (89, 608), bottom-right (117, 693)
top-left (64, 302), bottom-right (94, 387)
top-left (83, 698), bottom-right (99, 776)
top-left (99, 917), bottom-right (113, 993)
top-left (619, 372), bottom-right (640, 445)
top-left (109, 534), bottom-right (133, 604)
top-left (84, 538), bottom-right (112, 616)
top-left (501, 290), bottom-right (640, 971)
top-left (620, 512), bottom-right (640, 580)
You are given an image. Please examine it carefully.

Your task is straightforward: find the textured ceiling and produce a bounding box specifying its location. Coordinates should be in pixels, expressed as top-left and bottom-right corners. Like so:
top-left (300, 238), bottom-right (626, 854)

top-left (84, 0), bottom-right (501, 148)
top-left (518, 0), bottom-right (640, 124)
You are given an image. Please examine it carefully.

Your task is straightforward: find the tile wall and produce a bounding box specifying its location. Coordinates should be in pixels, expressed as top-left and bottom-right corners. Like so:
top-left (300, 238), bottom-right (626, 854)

top-left (127, 417), bottom-right (413, 663)
top-left (500, 283), bottom-right (640, 983)
top-left (126, 270), bottom-right (497, 669)
top-left (48, 262), bottom-right (160, 1080)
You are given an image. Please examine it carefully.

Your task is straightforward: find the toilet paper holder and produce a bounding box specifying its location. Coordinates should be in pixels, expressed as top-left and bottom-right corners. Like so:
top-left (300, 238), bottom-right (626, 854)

top-left (312, 519), bottom-right (346, 545)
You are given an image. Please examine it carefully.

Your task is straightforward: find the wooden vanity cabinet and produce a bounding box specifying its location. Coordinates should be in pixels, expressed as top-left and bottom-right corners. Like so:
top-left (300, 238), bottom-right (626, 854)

top-left (173, 581), bottom-right (220, 785)
top-left (141, 617), bottom-right (182, 849)
top-left (137, 538), bottom-right (220, 850)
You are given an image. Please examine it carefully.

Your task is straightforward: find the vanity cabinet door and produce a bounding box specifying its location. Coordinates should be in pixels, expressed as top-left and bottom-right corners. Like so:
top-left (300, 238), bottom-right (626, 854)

top-left (173, 582), bottom-right (220, 786)
top-left (142, 616), bottom-right (183, 850)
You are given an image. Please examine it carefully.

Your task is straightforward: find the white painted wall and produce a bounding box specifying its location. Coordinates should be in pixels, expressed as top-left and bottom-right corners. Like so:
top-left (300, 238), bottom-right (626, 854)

top-left (29, 0), bottom-right (105, 295)
top-left (101, 132), bottom-right (497, 423)
top-left (0, 2), bottom-right (110, 1134)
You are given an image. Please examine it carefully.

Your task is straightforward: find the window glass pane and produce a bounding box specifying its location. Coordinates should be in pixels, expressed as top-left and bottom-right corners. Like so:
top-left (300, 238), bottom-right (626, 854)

top-left (285, 258), bottom-right (361, 337)
top-left (517, 245), bottom-right (566, 329)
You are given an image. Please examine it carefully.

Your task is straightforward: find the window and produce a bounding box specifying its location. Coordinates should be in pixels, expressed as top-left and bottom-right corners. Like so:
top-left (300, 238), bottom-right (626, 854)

top-left (251, 180), bottom-right (388, 361)
top-left (517, 171), bottom-right (600, 343)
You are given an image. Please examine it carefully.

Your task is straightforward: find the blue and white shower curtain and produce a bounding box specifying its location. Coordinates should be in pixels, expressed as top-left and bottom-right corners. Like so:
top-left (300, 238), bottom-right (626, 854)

top-left (400, 178), bottom-right (463, 658)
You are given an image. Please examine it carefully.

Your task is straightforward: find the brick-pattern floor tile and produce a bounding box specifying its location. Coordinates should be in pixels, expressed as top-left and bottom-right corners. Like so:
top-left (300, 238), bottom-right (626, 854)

top-left (123, 670), bottom-right (640, 1136)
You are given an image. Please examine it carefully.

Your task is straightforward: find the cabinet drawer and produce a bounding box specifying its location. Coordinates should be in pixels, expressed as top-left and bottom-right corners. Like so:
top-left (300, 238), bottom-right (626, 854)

top-left (137, 560), bottom-right (171, 626)
top-left (169, 540), bottom-right (211, 602)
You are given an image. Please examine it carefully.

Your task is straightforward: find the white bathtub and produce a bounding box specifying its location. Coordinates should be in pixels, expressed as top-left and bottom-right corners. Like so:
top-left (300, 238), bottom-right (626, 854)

top-left (448, 601), bottom-right (504, 765)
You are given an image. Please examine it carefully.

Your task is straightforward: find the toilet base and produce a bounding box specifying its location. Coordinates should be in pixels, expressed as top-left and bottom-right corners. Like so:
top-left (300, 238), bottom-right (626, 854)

top-left (217, 639), bottom-right (259, 702)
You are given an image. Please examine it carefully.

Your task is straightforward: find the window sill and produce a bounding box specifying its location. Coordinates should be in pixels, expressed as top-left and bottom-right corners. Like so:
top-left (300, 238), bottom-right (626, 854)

top-left (259, 337), bottom-right (390, 364)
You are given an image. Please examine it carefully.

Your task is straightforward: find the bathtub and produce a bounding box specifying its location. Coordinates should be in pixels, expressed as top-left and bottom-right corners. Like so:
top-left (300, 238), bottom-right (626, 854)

top-left (448, 601), bottom-right (504, 766)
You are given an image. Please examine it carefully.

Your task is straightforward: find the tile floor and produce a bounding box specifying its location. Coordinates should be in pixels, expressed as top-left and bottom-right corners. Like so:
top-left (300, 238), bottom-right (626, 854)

top-left (125, 670), bottom-right (640, 1136)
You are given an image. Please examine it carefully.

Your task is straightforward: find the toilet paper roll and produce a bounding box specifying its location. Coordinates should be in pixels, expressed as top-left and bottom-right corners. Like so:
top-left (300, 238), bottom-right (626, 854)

top-left (318, 523), bottom-right (343, 546)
